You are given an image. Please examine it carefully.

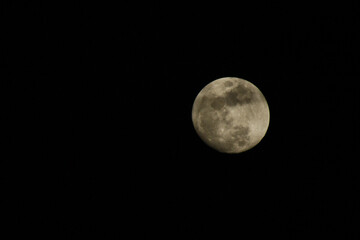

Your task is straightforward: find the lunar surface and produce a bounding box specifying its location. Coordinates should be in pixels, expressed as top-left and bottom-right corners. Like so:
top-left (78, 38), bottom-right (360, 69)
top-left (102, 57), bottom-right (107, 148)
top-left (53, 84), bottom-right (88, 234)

top-left (192, 77), bottom-right (270, 153)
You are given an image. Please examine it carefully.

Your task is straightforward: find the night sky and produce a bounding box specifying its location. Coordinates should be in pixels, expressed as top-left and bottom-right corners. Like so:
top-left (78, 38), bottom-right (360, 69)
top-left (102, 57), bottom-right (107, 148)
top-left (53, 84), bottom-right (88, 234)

top-left (5, 1), bottom-right (360, 239)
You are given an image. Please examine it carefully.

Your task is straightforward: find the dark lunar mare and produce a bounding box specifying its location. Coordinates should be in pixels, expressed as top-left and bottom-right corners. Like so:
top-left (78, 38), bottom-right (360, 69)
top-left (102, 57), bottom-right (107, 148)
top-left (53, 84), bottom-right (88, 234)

top-left (225, 83), bottom-right (254, 106)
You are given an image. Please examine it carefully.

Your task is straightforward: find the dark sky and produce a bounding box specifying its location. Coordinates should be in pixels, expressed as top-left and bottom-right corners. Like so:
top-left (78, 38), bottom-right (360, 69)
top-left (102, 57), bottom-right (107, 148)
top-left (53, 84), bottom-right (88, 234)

top-left (5, 1), bottom-right (360, 240)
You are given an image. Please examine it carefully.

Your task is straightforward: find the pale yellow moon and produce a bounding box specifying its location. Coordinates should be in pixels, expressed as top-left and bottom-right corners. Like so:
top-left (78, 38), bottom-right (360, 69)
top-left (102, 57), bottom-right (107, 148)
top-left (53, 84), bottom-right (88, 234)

top-left (192, 77), bottom-right (270, 153)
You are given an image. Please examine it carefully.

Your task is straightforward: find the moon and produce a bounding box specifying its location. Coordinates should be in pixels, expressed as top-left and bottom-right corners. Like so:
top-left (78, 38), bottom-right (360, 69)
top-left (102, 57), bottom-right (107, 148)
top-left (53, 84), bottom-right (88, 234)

top-left (192, 77), bottom-right (270, 154)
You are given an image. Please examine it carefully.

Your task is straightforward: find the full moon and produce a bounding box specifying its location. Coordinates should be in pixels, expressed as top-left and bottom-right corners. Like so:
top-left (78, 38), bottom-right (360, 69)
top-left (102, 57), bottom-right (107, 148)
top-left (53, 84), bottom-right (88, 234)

top-left (192, 77), bottom-right (270, 154)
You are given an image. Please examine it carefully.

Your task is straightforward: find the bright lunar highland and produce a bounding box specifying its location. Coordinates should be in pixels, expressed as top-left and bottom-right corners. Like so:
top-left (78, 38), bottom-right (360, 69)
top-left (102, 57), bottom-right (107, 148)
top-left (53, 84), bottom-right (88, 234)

top-left (192, 77), bottom-right (270, 153)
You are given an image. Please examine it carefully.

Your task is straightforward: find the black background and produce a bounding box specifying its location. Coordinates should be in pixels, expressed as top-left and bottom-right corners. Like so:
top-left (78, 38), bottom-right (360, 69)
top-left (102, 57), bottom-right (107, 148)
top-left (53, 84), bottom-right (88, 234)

top-left (4, 1), bottom-right (360, 239)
